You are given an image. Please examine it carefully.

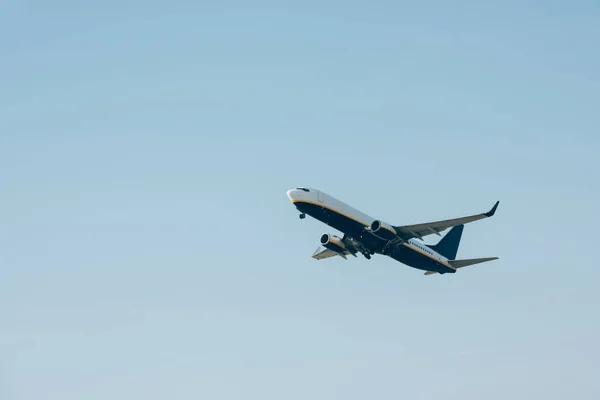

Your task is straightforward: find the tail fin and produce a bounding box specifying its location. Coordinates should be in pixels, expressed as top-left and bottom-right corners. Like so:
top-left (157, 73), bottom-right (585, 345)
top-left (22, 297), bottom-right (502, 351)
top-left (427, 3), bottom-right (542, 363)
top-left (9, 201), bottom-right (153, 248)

top-left (429, 224), bottom-right (464, 260)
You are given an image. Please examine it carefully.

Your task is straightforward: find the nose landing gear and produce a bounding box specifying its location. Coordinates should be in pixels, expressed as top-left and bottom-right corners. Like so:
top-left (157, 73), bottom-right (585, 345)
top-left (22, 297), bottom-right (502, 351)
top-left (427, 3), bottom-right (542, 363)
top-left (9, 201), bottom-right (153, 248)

top-left (299, 213), bottom-right (306, 219)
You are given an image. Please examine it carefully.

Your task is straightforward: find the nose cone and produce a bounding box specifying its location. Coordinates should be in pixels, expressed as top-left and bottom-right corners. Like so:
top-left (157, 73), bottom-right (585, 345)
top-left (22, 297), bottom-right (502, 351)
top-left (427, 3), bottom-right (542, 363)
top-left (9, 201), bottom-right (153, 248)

top-left (286, 189), bottom-right (299, 202)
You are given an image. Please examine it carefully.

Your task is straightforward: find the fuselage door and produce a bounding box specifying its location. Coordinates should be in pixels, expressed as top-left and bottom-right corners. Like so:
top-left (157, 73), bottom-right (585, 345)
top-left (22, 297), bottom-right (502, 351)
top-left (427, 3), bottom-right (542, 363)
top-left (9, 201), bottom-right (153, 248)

top-left (316, 190), bottom-right (324, 203)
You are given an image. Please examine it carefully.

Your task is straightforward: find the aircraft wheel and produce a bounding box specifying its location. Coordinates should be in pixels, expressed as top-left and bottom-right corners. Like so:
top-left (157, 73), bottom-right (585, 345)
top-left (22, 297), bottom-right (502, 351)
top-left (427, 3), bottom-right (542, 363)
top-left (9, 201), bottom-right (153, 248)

top-left (299, 213), bottom-right (306, 219)
top-left (363, 253), bottom-right (371, 260)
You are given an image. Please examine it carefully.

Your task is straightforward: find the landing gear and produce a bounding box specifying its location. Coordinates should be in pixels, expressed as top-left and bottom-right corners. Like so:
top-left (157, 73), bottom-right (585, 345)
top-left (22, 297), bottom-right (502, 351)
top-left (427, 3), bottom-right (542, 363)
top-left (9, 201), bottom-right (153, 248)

top-left (299, 213), bottom-right (306, 219)
top-left (363, 253), bottom-right (371, 260)
top-left (382, 238), bottom-right (401, 255)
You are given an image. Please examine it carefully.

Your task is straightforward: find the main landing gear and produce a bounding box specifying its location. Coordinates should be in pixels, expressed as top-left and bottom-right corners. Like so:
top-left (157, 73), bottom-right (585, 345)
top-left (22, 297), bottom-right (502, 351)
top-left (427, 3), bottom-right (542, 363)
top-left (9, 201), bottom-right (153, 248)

top-left (299, 213), bottom-right (306, 219)
top-left (361, 250), bottom-right (373, 260)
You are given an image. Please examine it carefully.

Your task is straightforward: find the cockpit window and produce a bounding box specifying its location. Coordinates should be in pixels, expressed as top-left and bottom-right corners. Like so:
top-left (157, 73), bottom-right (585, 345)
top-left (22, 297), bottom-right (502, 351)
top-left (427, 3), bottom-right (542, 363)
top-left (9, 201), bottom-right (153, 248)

top-left (296, 187), bottom-right (310, 192)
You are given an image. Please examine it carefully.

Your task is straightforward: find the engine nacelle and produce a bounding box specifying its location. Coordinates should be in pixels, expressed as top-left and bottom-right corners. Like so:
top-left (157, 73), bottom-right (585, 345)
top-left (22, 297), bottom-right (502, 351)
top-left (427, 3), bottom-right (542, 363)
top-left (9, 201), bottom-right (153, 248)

top-left (370, 220), bottom-right (398, 240)
top-left (320, 233), bottom-right (346, 255)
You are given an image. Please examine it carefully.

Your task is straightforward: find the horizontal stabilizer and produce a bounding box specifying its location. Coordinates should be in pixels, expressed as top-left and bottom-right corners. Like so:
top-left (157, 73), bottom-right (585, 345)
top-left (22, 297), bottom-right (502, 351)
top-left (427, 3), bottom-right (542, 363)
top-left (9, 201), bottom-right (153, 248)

top-left (424, 257), bottom-right (498, 275)
top-left (448, 257), bottom-right (498, 268)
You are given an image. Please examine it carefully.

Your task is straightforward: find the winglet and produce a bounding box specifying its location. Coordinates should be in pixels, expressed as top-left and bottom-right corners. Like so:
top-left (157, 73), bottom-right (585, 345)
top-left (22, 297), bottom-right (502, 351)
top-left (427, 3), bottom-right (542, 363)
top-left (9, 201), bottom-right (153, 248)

top-left (485, 201), bottom-right (500, 217)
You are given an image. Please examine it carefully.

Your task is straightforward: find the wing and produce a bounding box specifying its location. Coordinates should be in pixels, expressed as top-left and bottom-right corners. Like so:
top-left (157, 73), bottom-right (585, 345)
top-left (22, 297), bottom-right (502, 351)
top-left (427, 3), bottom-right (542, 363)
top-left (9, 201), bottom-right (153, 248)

top-left (311, 234), bottom-right (362, 260)
top-left (312, 246), bottom-right (347, 260)
top-left (394, 201), bottom-right (499, 240)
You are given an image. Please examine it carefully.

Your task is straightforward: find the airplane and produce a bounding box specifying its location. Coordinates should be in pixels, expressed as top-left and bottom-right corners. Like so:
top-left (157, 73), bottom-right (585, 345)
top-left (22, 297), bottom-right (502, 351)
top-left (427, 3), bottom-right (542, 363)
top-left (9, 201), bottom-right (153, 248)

top-left (286, 187), bottom-right (499, 275)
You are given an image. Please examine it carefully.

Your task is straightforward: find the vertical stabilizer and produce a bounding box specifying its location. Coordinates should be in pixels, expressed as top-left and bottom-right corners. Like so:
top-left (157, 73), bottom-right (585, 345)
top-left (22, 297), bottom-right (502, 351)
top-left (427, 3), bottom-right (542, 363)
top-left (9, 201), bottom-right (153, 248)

top-left (428, 225), bottom-right (464, 260)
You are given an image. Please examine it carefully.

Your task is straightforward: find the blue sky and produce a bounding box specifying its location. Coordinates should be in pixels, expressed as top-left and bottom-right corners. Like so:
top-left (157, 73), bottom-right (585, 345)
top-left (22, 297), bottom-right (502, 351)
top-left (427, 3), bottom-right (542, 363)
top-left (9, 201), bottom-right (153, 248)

top-left (1, 1), bottom-right (599, 399)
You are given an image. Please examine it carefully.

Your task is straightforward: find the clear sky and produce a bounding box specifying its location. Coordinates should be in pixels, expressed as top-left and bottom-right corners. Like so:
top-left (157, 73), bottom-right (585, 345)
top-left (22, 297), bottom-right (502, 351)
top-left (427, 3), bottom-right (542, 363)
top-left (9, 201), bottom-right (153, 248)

top-left (1, 1), bottom-right (599, 399)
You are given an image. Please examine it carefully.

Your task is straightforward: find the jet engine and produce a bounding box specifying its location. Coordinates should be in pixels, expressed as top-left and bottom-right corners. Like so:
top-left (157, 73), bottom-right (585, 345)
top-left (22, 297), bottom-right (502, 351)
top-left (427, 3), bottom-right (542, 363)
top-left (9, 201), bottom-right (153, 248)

top-left (320, 233), bottom-right (347, 255)
top-left (370, 220), bottom-right (398, 240)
